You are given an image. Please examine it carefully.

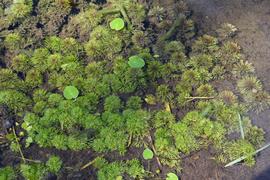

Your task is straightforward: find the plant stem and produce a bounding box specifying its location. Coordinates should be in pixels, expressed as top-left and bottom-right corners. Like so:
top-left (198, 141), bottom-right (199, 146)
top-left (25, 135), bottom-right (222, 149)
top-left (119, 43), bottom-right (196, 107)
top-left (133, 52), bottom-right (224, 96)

top-left (185, 96), bottom-right (215, 102)
top-left (128, 133), bottom-right (133, 147)
top-left (80, 155), bottom-right (104, 170)
top-left (99, 8), bottom-right (120, 16)
top-left (15, 156), bottom-right (41, 163)
top-left (12, 127), bottom-right (26, 163)
top-left (119, 5), bottom-right (131, 29)
top-left (147, 135), bottom-right (162, 170)
top-left (159, 14), bottom-right (186, 42)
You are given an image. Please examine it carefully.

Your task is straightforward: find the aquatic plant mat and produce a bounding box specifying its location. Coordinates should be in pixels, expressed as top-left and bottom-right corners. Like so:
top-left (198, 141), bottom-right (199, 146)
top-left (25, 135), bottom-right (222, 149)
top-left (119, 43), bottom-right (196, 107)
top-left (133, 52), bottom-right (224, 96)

top-left (1, 0), bottom-right (270, 179)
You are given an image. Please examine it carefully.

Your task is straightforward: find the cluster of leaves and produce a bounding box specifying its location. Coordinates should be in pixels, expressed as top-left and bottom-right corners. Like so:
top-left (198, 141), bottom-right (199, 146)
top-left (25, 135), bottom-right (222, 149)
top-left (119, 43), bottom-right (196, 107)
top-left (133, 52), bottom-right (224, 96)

top-left (92, 157), bottom-right (145, 180)
top-left (0, 0), bottom-right (267, 179)
top-left (0, 155), bottom-right (62, 180)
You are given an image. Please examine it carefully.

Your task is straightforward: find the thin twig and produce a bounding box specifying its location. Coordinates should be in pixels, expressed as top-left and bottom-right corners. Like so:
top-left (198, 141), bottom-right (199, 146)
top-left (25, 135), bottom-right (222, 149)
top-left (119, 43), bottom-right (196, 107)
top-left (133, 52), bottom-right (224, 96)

top-left (80, 155), bottom-right (104, 170)
top-left (119, 5), bottom-right (132, 29)
top-left (185, 96), bottom-right (215, 102)
top-left (128, 133), bottom-right (133, 147)
top-left (12, 127), bottom-right (26, 163)
top-left (147, 135), bottom-right (162, 170)
top-left (15, 156), bottom-right (41, 163)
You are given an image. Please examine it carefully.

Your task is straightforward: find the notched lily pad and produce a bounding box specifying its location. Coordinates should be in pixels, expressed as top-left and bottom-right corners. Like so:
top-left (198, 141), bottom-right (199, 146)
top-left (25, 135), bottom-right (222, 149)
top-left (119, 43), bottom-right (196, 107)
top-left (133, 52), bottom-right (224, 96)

top-left (128, 55), bottom-right (145, 68)
top-left (63, 86), bottom-right (79, 100)
top-left (110, 18), bottom-right (125, 31)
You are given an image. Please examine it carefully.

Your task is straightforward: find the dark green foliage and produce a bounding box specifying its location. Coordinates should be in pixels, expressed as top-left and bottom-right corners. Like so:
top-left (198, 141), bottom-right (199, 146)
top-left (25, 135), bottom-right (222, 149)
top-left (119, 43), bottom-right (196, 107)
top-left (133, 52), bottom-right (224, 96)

top-left (0, 90), bottom-right (31, 113)
top-left (124, 109), bottom-right (150, 137)
top-left (126, 96), bottom-right (142, 110)
top-left (104, 95), bottom-right (122, 112)
top-left (96, 158), bottom-right (145, 180)
top-left (84, 26), bottom-right (123, 60)
top-left (0, 0), bottom-right (266, 178)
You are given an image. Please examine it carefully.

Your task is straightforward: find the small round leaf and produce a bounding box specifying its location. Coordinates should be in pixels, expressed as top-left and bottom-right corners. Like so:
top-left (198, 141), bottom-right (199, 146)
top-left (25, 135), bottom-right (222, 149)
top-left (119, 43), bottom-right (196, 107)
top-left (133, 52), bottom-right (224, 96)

top-left (143, 148), bottom-right (154, 160)
top-left (166, 173), bottom-right (178, 180)
top-left (128, 55), bottom-right (145, 68)
top-left (63, 86), bottom-right (79, 100)
top-left (110, 18), bottom-right (125, 31)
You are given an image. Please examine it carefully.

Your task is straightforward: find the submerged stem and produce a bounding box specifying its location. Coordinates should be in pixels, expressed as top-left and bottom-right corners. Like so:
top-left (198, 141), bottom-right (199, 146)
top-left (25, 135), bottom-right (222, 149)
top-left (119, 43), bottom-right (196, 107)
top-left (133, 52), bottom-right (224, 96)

top-left (12, 127), bottom-right (25, 163)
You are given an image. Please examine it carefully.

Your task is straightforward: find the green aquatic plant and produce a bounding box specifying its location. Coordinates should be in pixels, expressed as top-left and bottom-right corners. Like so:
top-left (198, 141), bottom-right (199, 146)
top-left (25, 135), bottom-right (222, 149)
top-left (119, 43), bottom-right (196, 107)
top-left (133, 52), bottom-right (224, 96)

top-left (20, 163), bottom-right (46, 180)
top-left (196, 84), bottom-right (215, 97)
top-left (84, 26), bottom-right (123, 60)
top-left (244, 90), bottom-right (270, 113)
top-left (237, 76), bottom-right (262, 94)
top-left (46, 155), bottom-right (62, 174)
top-left (0, 166), bottom-right (16, 180)
top-left (232, 59), bottom-right (255, 78)
top-left (218, 90), bottom-right (237, 105)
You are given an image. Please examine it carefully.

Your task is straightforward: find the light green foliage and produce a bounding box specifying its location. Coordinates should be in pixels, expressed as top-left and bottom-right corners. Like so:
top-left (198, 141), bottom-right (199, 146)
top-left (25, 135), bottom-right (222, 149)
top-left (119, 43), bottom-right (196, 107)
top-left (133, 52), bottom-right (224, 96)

top-left (221, 140), bottom-right (256, 166)
top-left (124, 109), bottom-right (150, 137)
top-left (96, 158), bottom-right (145, 180)
top-left (97, 161), bottom-right (124, 180)
top-left (0, 166), bottom-right (16, 180)
top-left (4, 33), bottom-right (23, 51)
top-left (172, 123), bottom-right (198, 154)
top-left (125, 159), bottom-right (145, 179)
top-left (92, 127), bottom-right (128, 154)
top-left (46, 155), bottom-right (62, 173)
top-left (20, 163), bottom-right (46, 180)
top-left (154, 111), bottom-right (175, 128)
top-left (4, 0), bottom-right (33, 23)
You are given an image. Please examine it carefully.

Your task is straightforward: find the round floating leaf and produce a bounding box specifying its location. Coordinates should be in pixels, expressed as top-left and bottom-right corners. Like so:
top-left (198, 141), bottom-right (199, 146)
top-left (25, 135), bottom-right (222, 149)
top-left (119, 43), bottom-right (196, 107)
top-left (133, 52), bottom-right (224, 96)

top-left (143, 148), bottom-right (154, 160)
top-left (110, 18), bottom-right (125, 31)
top-left (128, 55), bottom-right (145, 68)
top-left (63, 86), bottom-right (79, 100)
top-left (166, 173), bottom-right (178, 180)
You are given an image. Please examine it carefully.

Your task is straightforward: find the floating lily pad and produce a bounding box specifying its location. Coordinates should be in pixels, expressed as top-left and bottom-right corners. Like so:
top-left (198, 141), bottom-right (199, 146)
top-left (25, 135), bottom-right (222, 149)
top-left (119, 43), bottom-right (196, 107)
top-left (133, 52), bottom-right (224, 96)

top-left (128, 55), bottom-right (145, 68)
top-left (143, 148), bottom-right (154, 160)
top-left (110, 18), bottom-right (125, 31)
top-left (166, 173), bottom-right (178, 180)
top-left (63, 86), bottom-right (79, 100)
